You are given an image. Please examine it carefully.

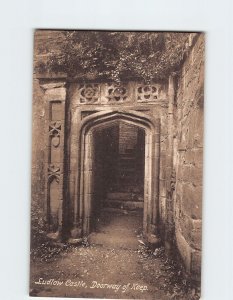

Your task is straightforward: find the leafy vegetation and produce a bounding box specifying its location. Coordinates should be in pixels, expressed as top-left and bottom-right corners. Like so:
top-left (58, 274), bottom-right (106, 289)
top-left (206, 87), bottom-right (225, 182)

top-left (36, 31), bottom-right (194, 83)
top-left (30, 198), bottom-right (49, 251)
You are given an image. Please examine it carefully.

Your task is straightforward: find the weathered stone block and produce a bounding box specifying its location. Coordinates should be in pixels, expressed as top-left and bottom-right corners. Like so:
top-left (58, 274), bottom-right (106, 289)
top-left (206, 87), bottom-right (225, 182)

top-left (185, 149), bottom-right (195, 165)
top-left (185, 148), bottom-right (203, 167)
top-left (194, 148), bottom-right (203, 167)
top-left (178, 132), bottom-right (187, 151)
top-left (160, 137), bottom-right (168, 151)
top-left (159, 155), bottom-right (167, 180)
top-left (179, 213), bottom-right (193, 242)
top-left (179, 215), bottom-right (202, 250)
top-left (190, 219), bottom-right (202, 250)
top-left (40, 81), bottom-right (66, 90)
top-left (189, 165), bottom-right (203, 186)
top-left (187, 111), bottom-right (196, 150)
top-left (175, 228), bottom-right (192, 273)
top-left (181, 164), bottom-right (191, 182)
top-left (193, 109), bottom-right (203, 148)
top-left (176, 164), bottom-right (183, 180)
top-left (175, 181), bottom-right (183, 202)
top-left (159, 179), bottom-right (167, 197)
top-left (182, 183), bottom-right (202, 219)
top-left (159, 196), bottom-right (166, 223)
top-left (45, 87), bottom-right (66, 101)
top-left (191, 249), bottom-right (202, 278)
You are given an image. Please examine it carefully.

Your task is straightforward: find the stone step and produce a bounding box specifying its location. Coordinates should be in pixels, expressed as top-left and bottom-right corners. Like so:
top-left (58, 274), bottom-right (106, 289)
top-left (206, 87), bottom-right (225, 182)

top-left (119, 159), bottom-right (136, 164)
top-left (107, 192), bottom-right (134, 200)
top-left (117, 176), bottom-right (138, 181)
top-left (101, 207), bottom-right (142, 214)
top-left (118, 161), bottom-right (135, 169)
top-left (117, 178), bottom-right (138, 183)
top-left (118, 180), bottom-right (135, 184)
top-left (110, 186), bottom-right (143, 193)
top-left (119, 157), bottom-right (136, 162)
top-left (119, 156), bottom-right (136, 161)
top-left (117, 180), bottom-right (137, 186)
top-left (117, 179), bottom-right (135, 184)
top-left (117, 181), bottom-right (137, 187)
top-left (118, 169), bottom-right (136, 174)
top-left (119, 153), bottom-right (136, 159)
top-left (119, 168), bottom-right (136, 173)
top-left (119, 165), bottom-right (136, 170)
top-left (104, 200), bottom-right (143, 210)
top-left (106, 197), bottom-right (143, 203)
top-left (124, 148), bottom-right (136, 154)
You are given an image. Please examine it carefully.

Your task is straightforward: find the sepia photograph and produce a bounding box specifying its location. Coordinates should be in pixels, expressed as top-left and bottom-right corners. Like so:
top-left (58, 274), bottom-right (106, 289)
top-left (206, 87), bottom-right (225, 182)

top-left (30, 30), bottom-right (204, 299)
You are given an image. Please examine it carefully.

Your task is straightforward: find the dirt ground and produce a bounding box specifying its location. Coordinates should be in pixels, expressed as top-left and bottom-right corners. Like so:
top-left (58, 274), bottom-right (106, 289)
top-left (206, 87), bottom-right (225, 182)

top-left (30, 210), bottom-right (200, 299)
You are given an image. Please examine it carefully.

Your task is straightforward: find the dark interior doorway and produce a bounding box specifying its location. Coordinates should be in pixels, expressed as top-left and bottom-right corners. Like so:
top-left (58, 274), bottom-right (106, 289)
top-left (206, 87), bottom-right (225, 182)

top-left (89, 121), bottom-right (145, 241)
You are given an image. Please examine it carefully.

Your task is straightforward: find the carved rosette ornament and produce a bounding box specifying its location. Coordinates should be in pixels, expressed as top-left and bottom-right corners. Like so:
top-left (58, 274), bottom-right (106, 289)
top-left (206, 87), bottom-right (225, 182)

top-left (107, 84), bottom-right (128, 102)
top-left (137, 85), bottom-right (158, 102)
top-left (78, 84), bottom-right (100, 104)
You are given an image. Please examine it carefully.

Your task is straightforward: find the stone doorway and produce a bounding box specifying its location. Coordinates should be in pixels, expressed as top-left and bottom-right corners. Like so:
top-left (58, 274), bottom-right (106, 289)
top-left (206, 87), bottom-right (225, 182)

top-left (89, 122), bottom-right (145, 243)
top-left (75, 110), bottom-right (160, 241)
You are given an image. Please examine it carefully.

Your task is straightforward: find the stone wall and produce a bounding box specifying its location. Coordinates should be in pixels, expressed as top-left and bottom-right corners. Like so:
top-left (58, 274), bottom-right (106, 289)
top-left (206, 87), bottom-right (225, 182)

top-left (173, 34), bottom-right (204, 280)
top-left (31, 78), bottom-right (46, 210)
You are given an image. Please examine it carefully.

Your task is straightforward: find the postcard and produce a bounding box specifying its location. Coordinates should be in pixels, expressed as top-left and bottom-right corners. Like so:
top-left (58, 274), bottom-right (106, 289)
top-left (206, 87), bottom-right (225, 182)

top-left (30, 30), bottom-right (204, 299)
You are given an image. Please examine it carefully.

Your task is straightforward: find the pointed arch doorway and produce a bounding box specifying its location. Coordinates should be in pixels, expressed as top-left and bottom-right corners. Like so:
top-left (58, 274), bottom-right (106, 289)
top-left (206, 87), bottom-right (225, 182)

top-left (70, 110), bottom-right (160, 241)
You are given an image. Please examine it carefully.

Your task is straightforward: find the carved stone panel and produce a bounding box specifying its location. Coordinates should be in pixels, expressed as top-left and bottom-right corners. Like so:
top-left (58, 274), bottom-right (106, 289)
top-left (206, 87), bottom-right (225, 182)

top-left (77, 84), bottom-right (100, 104)
top-left (48, 164), bottom-right (60, 183)
top-left (107, 84), bottom-right (128, 102)
top-left (137, 84), bottom-right (159, 102)
top-left (44, 96), bottom-right (66, 233)
top-left (49, 121), bottom-right (61, 148)
top-left (70, 81), bottom-right (168, 106)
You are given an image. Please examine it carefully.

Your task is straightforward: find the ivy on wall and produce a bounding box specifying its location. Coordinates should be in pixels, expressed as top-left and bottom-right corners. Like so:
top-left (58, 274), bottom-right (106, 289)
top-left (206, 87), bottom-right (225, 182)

top-left (36, 31), bottom-right (197, 83)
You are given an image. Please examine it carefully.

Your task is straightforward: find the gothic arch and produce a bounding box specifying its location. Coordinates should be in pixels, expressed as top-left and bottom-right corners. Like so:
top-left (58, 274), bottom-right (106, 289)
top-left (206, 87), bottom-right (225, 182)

top-left (73, 110), bottom-right (160, 238)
